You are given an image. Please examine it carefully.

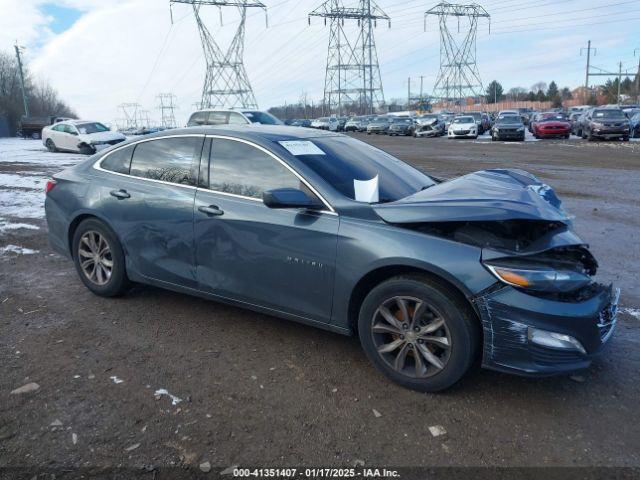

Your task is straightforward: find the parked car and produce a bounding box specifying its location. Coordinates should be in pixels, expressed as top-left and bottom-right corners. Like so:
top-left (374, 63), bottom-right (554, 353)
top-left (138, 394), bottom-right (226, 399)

top-left (388, 117), bottom-right (413, 136)
top-left (337, 117), bottom-right (348, 132)
top-left (311, 117), bottom-right (338, 131)
top-left (19, 115), bottom-right (71, 139)
top-left (448, 116), bottom-right (478, 139)
top-left (581, 108), bottom-right (630, 141)
top-left (466, 111), bottom-right (491, 135)
top-left (491, 114), bottom-right (526, 141)
top-left (531, 113), bottom-right (571, 139)
top-left (289, 119), bottom-right (312, 128)
top-left (356, 116), bottom-right (375, 132)
top-left (629, 112), bottom-right (640, 138)
top-left (42, 120), bottom-right (126, 154)
top-left (187, 109), bottom-right (282, 127)
top-left (412, 114), bottom-right (445, 137)
top-left (367, 116), bottom-right (393, 135)
top-left (344, 116), bottom-right (361, 132)
top-left (44, 125), bottom-right (619, 392)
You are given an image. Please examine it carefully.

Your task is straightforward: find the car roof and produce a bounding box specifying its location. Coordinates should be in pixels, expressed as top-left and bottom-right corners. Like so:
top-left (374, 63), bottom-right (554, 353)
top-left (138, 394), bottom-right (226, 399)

top-left (135, 125), bottom-right (343, 143)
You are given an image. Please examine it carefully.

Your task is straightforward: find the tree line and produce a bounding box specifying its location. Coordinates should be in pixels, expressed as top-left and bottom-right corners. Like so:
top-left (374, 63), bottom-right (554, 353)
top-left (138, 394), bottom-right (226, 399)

top-left (0, 50), bottom-right (76, 136)
top-left (485, 77), bottom-right (639, 107)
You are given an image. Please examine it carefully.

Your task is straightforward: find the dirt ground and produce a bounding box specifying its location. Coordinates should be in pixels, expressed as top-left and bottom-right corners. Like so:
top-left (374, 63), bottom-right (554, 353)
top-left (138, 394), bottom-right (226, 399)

top-left (1, 134), bottom-right (639, 477)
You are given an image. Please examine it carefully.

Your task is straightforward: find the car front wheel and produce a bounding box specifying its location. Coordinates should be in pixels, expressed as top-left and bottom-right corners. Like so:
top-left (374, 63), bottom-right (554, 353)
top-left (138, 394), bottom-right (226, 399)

top-left (72, 219), bottom-right (129, 297)
top-left (358, 275), bottom-right (479, 392)
top-left (45, 139), bottom-right (57, 152)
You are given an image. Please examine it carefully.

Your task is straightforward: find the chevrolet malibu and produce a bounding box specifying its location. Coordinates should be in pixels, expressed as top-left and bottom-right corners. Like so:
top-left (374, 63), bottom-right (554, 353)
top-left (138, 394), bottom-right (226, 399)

top-left (45, 126), bottom-right (619, 392)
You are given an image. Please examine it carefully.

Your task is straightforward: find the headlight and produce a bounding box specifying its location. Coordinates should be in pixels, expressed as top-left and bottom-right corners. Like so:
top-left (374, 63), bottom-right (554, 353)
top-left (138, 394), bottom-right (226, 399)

top-left (517, 127), bottom-right (524, 131)
top-left (484, 261), bottom-right (591, 293)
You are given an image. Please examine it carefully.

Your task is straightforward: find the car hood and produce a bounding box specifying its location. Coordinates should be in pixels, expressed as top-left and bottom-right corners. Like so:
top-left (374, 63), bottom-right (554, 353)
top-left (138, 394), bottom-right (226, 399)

top-left (450, 123), bottom-right (475, 129)
top-left (79, 131), bottom-right (125, 142)
top-left (372, 169), bottom-right (570, 224)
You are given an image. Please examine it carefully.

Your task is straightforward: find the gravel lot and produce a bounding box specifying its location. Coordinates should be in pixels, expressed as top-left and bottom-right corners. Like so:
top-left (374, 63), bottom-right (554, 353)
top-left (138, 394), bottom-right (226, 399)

top-left (1, 134), bottom-right (639, 476)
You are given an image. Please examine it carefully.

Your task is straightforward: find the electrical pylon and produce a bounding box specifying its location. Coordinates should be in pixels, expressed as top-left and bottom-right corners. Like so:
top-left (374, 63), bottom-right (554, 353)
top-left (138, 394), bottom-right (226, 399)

top-left (309, 0), bottom-right (390, 116)
top-left (425, 2), bottom-right (490, 107)
top-left (118, 103), bottom-right (142, 130)
top-left (157, 93), bottom-right (178, 128)
top-left (170, 0), bottom-right (266, 109)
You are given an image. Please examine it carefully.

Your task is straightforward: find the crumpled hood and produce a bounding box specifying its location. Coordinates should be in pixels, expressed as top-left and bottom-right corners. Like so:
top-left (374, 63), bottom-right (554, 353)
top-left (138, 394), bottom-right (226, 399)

top-left (373, 169), bottom-right (571, 224)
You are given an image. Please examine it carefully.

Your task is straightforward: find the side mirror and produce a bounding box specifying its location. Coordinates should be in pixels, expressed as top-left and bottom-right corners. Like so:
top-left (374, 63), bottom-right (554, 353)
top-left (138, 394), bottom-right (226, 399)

top-left (263, 188), bottom-right (324, 210)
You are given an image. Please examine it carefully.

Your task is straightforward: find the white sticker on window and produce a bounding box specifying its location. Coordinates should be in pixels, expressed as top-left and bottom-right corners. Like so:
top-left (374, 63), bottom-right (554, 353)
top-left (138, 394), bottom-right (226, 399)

top-left (279, 140), bottom-right (325, 156)
top-left (354, 175), bottom-right (379, 203)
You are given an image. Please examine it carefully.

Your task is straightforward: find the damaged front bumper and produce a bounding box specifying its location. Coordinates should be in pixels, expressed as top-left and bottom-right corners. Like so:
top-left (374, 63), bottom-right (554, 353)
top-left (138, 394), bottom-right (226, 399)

top-left (473, 283), bottom-right (619, 375)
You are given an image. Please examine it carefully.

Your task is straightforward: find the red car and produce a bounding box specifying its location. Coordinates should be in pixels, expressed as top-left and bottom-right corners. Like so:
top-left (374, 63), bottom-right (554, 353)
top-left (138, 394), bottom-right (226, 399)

top-left (532, 113), bottom-right (571, 139)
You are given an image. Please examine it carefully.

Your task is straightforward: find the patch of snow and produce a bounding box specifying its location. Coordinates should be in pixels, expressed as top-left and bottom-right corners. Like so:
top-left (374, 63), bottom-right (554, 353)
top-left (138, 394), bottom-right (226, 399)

top-left (110, 376), bottom-right (124, 384)
top-left (0, 138), bottom-right (81, 166)
top-left (622, 307), bottom-right (640, 320)
top-left (154, 388), bottom-right (182, 405)
top-left (0, 189), bottom-right (44, 219)
top-left (0, 173), bottom-right (48, 190)
top-left (0, 218), bottom-right (39, 232)
top-left (0, 245), bottom-right (38, 255)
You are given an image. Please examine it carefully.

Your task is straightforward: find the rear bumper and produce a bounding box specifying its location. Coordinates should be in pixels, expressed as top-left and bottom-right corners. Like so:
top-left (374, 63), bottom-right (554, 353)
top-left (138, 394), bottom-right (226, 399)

top-left (495, 131), bottom-right (525, 140)
top-left (473, 283), bottom-right (619, 376)
top-left (44, 196), bottom-right (72, 259)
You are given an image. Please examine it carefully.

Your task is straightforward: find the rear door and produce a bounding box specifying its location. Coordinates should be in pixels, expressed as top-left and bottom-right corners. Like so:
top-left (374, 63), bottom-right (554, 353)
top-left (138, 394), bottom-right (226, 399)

top-left (95, 135), bottom-right (204, 288)
top-left (193, 136), bottom-right (339, 323)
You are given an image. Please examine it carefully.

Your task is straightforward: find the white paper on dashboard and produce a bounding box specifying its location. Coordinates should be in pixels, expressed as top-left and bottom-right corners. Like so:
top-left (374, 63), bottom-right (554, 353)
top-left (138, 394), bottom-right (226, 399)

top-left (278, 140), bottom-right (325, 156)
top-left (354, 175), bottom-right (379, 203)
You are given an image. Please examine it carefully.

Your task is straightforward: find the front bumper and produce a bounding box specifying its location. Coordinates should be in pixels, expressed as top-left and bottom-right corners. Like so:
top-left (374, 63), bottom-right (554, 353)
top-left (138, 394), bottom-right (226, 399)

top-left (495, 129), bottom-right (525, 140)
top-left (449, 129), bottom-right (477, 138)
top-left (537, 128), bottom-right (570, 137)
top-left (591, 126), bottom-right (629, 138)
top-left (473, 283), bottom-right (619, 375)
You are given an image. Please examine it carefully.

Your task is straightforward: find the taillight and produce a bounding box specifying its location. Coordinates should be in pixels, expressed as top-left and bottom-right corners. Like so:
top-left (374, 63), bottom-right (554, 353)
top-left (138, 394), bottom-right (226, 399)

top-left (45, 179), bottom-right (57, 194)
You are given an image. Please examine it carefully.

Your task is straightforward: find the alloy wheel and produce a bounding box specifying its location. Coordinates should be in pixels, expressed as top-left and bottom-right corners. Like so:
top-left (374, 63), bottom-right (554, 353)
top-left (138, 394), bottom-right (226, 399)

top-left (78, 231), bottom-right (113, 286)
top-left (371, 296), bottom-right (451, 378)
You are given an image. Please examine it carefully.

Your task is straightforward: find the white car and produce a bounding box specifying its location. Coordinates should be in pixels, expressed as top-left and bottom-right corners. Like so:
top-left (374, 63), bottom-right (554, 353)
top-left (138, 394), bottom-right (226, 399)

top-left (448, 116), bottom-right (478, 139)
top-left (186, 109), bottom-right (282, 127)
top-left (43, 120), bottom-right (126, 154)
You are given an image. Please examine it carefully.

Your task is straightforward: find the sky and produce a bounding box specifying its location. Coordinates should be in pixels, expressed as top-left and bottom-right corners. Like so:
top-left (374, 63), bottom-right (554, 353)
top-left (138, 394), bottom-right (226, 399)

top-left (0, 0), bottom-right (638, 125)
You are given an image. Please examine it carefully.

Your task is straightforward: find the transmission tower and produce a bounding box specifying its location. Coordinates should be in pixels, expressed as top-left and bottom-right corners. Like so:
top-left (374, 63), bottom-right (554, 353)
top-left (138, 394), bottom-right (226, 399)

top-left (157, 93), bottom-right (178, 128)
top-left (170, 0), bottom-right (266, 109)
top-left (309, 0), bottom-right (390, 116)
top-left (118, 103), bottom-right (142, 129)
top-left (425, 2), bottom-right (490, 108)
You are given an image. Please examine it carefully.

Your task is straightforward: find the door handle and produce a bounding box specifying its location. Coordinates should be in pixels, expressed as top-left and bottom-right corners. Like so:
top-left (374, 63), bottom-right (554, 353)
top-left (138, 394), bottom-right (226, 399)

top-left (198, 205), bottom-right (224, 216)
top-left (110, 189), bottom-right (130, 199)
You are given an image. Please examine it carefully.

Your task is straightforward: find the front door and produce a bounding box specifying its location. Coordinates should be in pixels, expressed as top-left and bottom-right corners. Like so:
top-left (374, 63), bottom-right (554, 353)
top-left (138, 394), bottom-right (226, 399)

top-left (194, 137), bottom-right (339, 323)
top-left (95, 135), bottom-right (204, 288)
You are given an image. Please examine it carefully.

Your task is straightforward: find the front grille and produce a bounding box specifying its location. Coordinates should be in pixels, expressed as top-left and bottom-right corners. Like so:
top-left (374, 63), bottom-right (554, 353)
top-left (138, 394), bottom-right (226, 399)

top-left (454, 129), bottom-right (470, 135)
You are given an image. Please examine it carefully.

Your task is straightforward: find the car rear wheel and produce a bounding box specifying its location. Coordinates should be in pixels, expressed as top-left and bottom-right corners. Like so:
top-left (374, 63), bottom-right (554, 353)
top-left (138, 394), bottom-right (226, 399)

top-left (358, 275), bottom-right (479, 392)
top-left (45, 139), bottom-right (57, 152)
top-left (72, 219), bottom-right (129, 297)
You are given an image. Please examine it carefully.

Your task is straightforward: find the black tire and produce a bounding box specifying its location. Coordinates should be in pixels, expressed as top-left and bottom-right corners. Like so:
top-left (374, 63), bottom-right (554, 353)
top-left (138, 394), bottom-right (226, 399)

top-left (564, 134), bottom-right (570, 139)
top-left (358, 275), bottom-right (479, 392)
top-left (72, 218), bottom-right (130, 297)
top-left (622, 136), bottom-right (629, 142)
top-left (79, 143), bottom-right (95, 155)
top-left (45, 138), bottom-right (57, 152)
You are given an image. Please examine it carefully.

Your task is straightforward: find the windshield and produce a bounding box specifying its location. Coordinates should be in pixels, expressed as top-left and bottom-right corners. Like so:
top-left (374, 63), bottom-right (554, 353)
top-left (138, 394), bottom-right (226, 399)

top-left (242, 111), bottom-right (282, 125)
top-left (592, 110), bottom-right (625, 119)
top-left (76, 122), bottom-right (109, 134)
top-left (393, 118), bottom-right (412, 124)
top-left (467, 112), bottom-right (481, 120)
top-left (372, 117), bottom-right (389, 123)
top-left (540, 114), bottom-right (566, 122)
top-left (288, 136), bottom-right (434, 203)
top-left (497, 116), bottom-right (521, 124)
top-left (453, 117), bottom-right (474, 124)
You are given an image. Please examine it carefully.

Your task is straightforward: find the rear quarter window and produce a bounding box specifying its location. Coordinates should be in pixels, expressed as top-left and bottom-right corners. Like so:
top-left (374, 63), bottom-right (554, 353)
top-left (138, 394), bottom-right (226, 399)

top-left (101, 145), bottom-right (135, 174)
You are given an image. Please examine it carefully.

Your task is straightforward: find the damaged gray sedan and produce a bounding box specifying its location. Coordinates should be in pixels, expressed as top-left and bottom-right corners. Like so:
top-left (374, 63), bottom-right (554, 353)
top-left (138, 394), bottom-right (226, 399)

top-left (45, 126), bottom-right (619, 392)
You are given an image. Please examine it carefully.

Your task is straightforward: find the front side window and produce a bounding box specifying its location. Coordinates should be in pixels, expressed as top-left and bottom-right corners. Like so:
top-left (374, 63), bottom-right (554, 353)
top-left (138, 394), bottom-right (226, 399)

top-left (209, 139), bottom-right (301, 199)
top-left (130, 137), bottom-right (202, 186)
top-left (102, 145), bottom-right (134, 174)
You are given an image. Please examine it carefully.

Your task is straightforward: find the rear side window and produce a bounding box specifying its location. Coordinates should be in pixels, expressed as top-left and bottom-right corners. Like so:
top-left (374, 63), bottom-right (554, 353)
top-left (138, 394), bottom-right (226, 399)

top-left (187, 112), bottom-right (208, 126)
top-left (209, 139), bottom-right (301, 198)
top-left (130, 137), bottom-right (203, 186)
top-left (101, 145), bottom-right (134, 174)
